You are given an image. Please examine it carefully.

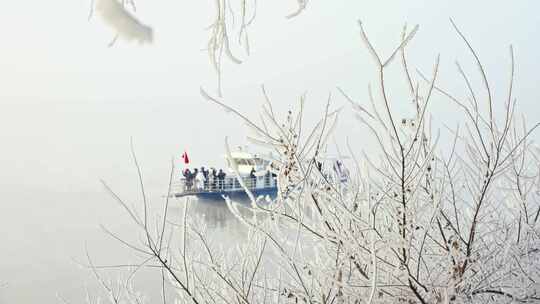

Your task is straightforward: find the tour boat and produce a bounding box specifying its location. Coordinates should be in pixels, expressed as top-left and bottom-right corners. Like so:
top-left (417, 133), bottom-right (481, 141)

top-left (172, 148), bottom-right (278, 201)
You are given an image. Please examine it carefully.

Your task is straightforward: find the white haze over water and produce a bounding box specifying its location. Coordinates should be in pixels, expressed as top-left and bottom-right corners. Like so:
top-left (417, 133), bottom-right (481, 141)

top-left (0, 0), bottom-right (539, 303)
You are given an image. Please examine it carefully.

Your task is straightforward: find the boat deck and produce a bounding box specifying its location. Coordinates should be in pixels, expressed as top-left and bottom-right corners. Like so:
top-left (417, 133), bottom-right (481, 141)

top-left (172, 175), bottom-right (277, 201)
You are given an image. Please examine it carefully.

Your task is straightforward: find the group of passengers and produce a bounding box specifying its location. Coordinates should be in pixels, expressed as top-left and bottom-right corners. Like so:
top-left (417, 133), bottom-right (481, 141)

top-left (183, 167), bottom-right (276, 192)
top-left (182, 167), bottom-right (226, 191)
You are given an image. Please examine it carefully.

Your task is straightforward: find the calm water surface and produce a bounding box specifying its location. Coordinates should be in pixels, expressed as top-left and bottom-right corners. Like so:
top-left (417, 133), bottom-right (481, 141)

top-left (0, 186), bottom-right (245, 304)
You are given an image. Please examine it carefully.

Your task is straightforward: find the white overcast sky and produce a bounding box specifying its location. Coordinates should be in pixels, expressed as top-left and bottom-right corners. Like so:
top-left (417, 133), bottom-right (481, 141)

top-left (0, 0), bottom-right (539, 194)
top-left (2, 2), bottom-right (540, 302)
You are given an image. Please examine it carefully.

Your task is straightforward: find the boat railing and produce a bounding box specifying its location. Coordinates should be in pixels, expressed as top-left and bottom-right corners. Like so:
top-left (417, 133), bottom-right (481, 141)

top-left (172, 175), bottom-right (276, 196)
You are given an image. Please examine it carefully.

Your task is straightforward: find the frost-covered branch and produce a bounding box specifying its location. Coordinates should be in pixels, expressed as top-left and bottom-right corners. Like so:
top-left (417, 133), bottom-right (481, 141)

top-left (88, 21), bottom-right (540, 304)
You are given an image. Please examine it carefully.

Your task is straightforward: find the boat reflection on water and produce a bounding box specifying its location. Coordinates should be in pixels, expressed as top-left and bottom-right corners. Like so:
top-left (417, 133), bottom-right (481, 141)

top-left (190, 198), bottom-right (241, 229)
top-left (171, 196), bottom-right (269, 231)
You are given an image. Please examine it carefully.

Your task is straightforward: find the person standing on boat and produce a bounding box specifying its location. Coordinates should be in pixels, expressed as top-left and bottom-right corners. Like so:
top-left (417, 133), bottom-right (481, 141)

top-left (192, 168), bottom-right (199, 189)
top-left (195, 168), bottom-right (206, 190)
top-left (201, 166), bottom-right (209, 190)
top-left (210, 168), bottom-right (217, 190)
top-left (249, 167), bottom-right (256, 188)
top-left (217, 169), bottom-right (226, 190)
top-left (182, 168), bottom-right (193, 191)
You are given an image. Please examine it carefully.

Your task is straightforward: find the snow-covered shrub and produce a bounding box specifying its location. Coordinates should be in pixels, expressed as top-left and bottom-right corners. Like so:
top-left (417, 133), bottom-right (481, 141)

top-left (90, 21), bottom-right (540, 304)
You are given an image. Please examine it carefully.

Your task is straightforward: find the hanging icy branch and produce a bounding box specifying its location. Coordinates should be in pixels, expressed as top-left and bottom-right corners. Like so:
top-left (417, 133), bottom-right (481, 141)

top-left (286, 0), bottom-right (309, 19)
top-left (207, 0), bottom-right (308, 95)
top-left (94, 0), bottom-right (153, 45)
top-left (206, 0), bottom-right (251, 96)
top-left (90, 0), bottom-right (307, 94)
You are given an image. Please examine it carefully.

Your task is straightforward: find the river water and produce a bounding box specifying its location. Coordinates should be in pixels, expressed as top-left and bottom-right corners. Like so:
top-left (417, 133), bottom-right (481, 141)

top-left (0, 186), bottom-right (246, 304)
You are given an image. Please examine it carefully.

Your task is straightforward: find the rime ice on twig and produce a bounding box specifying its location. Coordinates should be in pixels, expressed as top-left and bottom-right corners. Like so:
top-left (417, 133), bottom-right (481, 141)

top-left (207, 0), bottom-right (308, 95)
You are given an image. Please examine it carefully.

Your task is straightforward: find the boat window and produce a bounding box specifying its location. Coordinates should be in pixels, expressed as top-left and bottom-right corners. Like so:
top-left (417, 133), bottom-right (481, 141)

top-left (234, 158), bottom-right (249, 166)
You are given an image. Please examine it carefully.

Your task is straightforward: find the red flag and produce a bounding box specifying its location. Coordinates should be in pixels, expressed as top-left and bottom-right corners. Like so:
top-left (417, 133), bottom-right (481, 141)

top-left (181, 151), bottom-right (189, 164)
